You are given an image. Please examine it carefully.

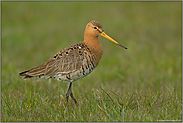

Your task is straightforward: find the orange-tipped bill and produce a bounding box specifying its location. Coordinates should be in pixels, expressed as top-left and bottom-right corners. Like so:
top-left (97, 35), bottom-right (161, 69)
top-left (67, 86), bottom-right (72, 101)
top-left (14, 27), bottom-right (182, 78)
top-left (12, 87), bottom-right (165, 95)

top-left (101, 32), bottom-right (127, 49)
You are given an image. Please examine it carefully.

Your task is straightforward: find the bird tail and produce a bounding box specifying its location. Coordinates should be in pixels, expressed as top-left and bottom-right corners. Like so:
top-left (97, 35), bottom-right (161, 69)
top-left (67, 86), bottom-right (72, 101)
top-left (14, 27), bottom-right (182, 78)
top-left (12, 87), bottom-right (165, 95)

top-left (19, 63), bottom-right (46, 79)
top-left (19, 70), bottom-right (33, 79)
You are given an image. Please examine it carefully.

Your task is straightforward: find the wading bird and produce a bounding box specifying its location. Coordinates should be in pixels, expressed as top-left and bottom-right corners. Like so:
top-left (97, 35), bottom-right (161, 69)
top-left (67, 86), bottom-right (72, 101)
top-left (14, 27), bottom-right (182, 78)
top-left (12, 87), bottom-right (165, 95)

top-left (19, 20), bottom-right (127, 105)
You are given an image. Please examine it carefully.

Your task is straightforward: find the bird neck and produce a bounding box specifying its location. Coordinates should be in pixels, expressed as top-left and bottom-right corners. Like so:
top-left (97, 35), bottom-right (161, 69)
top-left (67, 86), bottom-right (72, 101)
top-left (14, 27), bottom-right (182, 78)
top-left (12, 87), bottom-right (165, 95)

top-left (83, 34), bottom-right (103, 63)
top-left (84, 35), bottom-right (103, 52)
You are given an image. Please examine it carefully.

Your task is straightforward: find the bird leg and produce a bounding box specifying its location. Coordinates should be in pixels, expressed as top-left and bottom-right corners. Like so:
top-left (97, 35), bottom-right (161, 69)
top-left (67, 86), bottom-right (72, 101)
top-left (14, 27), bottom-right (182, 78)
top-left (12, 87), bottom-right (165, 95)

top-left (66, 82), bottom-right (71, 103)
top-left (70, 89), bottom-right (78, 106)
top-left (65, 81), bottom-right (78, 106)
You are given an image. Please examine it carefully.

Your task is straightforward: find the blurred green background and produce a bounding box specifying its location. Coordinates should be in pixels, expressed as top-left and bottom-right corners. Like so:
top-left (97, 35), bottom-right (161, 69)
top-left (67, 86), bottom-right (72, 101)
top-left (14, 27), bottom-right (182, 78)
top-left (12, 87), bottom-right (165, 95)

top-left (1, 1), bottom-right (182, 122)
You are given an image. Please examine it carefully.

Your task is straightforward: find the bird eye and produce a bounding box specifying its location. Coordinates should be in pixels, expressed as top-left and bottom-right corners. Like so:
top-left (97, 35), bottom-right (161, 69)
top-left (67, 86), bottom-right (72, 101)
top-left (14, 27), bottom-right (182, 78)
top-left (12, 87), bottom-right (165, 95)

top-left (93, 27), bottom-right (98, 29)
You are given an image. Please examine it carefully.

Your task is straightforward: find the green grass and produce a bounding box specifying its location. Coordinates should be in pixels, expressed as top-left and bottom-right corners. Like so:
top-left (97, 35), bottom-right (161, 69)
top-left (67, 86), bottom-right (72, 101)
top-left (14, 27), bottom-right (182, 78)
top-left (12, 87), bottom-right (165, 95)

top-left (1, 1), bottom-right (182, 122)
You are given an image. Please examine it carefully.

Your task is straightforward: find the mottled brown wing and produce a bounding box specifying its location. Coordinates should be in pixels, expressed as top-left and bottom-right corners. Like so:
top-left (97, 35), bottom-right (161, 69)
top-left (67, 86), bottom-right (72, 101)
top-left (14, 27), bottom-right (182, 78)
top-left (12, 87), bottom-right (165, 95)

top-left (19, 42), bottom-right (90, 78)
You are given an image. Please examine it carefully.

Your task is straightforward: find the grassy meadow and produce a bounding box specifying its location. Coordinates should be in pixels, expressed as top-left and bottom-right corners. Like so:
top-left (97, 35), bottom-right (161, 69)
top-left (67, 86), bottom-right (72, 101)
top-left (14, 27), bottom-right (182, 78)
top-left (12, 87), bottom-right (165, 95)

top-left (1, 1), bottom-right (182, 122)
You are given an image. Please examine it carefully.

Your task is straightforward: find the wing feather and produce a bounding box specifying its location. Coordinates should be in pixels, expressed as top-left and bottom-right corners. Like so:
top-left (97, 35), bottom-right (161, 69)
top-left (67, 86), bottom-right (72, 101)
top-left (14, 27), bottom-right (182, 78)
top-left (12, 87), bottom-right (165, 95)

top-left (19, 42), bottom-right (88, 78)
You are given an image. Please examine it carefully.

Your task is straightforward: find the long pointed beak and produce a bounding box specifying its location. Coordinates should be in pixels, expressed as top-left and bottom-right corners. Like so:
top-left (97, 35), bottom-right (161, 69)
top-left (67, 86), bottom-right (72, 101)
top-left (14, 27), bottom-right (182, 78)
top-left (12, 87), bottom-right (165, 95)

top-left (101, 32), bottom-right (127, 49)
